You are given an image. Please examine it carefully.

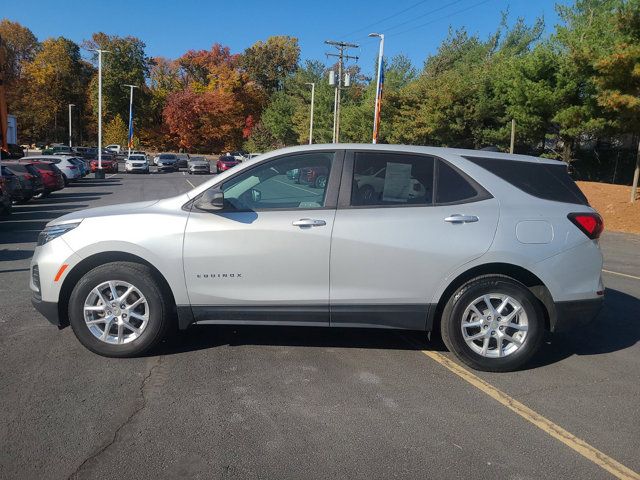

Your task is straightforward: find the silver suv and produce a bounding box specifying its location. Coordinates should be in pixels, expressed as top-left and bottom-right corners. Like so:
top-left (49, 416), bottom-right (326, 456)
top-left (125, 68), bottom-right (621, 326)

top-left (30, 145), bottom-right (604, 371)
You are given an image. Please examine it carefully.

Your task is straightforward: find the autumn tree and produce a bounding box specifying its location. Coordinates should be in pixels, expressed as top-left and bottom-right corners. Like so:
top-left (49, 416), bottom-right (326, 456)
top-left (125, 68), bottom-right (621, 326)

top-left (241, 36), bottom-right (300, 94)
top-left (20, 37), bottom-right (93, 143)
top-left (103, 114), bottom-right (128, 146)
top-left (592, 1), bottom-right (640, 200)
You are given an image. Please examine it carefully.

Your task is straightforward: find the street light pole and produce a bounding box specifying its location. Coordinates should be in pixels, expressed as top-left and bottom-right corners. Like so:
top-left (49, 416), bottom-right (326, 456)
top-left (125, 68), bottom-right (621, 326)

top-left (91, 48), bottom-right (110, 179)
top-left (369, 33), bottom-right (385, 144)
top-left (305, 82), bottom-right (315, 144)
top-left (123, 84), bottom-right (138, 157)
top-left (68, 104), bottom-right (75, 148)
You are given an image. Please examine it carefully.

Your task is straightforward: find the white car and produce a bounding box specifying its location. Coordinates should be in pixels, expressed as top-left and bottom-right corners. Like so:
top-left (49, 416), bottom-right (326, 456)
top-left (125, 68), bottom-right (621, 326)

top-left (125, 155), bottom-right (149, 174)
top-left (354, 166), bottom-right (427, 204)
top-left (30, 144), bottom-right (604, 371)
top-left (25, 155), bottom-right (82, 185)
top-left (105, 144), bottom-right (122, 154)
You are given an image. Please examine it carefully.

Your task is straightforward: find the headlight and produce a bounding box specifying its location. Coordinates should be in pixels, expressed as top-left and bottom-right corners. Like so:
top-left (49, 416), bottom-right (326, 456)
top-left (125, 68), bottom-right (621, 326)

top-left (37, 222), bottom-right (81, 246)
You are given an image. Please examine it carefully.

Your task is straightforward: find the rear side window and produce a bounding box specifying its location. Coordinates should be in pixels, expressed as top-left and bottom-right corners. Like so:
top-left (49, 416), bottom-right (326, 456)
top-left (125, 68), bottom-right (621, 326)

top-left (435, 160), bottom-right (484, 204)
top-left (464, 157), bottom-right (589, 205)
top-left (351, 152), bottom-right (434, 206)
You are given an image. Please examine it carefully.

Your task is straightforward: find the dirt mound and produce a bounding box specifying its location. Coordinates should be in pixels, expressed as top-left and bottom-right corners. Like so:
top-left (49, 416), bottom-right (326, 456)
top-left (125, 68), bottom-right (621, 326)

top-left (577, 181), bottom-right (640, 235)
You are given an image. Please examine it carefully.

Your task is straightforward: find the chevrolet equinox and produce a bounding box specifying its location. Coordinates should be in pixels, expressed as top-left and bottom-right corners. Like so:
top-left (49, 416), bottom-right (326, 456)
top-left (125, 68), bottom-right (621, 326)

top-left (30, 144), bottom-right (604, 371)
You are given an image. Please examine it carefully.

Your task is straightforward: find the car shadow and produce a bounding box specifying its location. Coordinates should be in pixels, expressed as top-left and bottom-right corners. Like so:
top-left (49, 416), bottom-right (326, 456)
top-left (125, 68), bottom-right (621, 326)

top-left (527, 288), bottom-right (640, 369)
top-left (153, 288), bottom-right (638, 369)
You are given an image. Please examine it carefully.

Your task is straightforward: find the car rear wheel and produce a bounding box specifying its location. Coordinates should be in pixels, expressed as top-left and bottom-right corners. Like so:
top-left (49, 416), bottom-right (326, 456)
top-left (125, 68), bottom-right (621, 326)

top-left (62, 173), bottom-right (69, 186)
top-left (69, 262), bottom-right (173, 357)
top-left (315, 175), bottom-right (327, 189)
top-left (440, 275), bottom-right (544, 372)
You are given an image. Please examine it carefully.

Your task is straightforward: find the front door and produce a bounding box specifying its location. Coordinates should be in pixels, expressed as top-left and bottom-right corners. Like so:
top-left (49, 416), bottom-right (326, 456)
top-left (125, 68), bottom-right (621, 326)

top-left (329, 150), bottom-right (499, 329)
top-left (183, 151), bottom-right (341, 325)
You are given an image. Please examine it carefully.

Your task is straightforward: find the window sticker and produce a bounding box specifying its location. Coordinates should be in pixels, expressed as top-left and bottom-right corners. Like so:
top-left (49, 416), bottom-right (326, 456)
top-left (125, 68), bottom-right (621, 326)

top-left (382, 162), bottom-right (412, 202)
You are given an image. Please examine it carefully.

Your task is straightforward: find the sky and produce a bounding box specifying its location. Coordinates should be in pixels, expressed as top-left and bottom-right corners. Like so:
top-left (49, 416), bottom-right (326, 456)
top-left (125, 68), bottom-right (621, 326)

top-left (2, 0), bottom-right (569, 75)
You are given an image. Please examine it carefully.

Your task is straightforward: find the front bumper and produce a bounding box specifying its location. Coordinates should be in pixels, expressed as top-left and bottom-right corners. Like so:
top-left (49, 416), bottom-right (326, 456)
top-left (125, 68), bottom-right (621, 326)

top-left (552, 297), bottom-right (604, 332)
top-left (31, 295), bottom-right (61, 327)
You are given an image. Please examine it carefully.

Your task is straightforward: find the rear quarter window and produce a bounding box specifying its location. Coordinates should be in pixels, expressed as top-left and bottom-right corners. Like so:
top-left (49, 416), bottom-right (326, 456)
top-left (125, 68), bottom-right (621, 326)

top-left (464, 156), bottom-right (589, 205)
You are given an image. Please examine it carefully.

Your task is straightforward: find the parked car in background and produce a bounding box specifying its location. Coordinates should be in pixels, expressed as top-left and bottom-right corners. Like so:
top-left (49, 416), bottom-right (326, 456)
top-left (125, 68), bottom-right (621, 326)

top-left (153, 153), bottom-right (177, 166)
top-left (354, 166), bottom-right (427, 204)
top-left (42, 144), bottom-right (73, 156)
top-left (0, 176), bottom-right (12, 215)
top-left (246, 153), bottom-right (262, 160)
top-left (187, 157), bottom-right (211, 174)
top-left (216, 155), bottom-right (239, 173)
top-left (90, 155), bottom-right (118, 174)
top-left (297, 165), bottom-right (330, 189)
top-left (0, 166), bottom-right (24, 203)
top-left (23, 155), bottom-right (81, 185)
top-left (68, 157), bottom-right (89, 177)
top-left (2, 164), bottom-right (44, 203)
top-left (125, 154), bottom-right (150, 174)
top-left (105, 144), bottom-right (122, 154)
top-left (229, 151), bottom-right (248, 162)
top-left (176, 153), bottom-right (190, 169)
top-left (157, 155), bottom-right (179, 172)
top-left (0, 143), bottom-right (25, 159)
top-left (25, 161), bottom-right (65, 198)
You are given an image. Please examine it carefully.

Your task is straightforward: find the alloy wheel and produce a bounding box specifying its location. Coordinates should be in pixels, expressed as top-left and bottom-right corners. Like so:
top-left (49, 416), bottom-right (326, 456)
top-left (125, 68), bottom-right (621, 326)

top-left (460, 293), bottom-right (528, 358)
top-left (83, 280), bottom-right (149, 344)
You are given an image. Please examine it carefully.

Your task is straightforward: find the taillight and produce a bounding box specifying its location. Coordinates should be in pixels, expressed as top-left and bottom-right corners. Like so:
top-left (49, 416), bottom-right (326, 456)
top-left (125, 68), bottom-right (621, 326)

top-left (25, 174), bottom-right (33, 180)
top-left (568, 212), bottom-right (604, 239)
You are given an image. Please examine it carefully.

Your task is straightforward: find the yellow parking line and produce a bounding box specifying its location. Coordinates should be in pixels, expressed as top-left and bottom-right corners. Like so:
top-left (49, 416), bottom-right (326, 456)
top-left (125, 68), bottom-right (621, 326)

top-left (185, 179), bottom-right (196, 189)
top-left (603, 269), bottom-right (640, 281)
top-left (420, 350), bottom-right (640, 480)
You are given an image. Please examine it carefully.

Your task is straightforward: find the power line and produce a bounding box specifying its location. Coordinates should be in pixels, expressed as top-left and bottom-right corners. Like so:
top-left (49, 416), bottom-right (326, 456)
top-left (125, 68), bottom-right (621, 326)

top-left (341, 0), bottom-right (431, 39)
top-left (365, 0), bottom-right (469, 38)
top-left (325, 40), bottom-right (359, 143)
top-left (386, 0), bottom-right (495, 38)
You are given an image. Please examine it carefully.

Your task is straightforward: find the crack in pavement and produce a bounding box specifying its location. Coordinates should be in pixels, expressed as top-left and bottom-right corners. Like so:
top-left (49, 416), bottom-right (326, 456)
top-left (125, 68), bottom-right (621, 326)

top-left (67, 356), bottom-right (163, 480)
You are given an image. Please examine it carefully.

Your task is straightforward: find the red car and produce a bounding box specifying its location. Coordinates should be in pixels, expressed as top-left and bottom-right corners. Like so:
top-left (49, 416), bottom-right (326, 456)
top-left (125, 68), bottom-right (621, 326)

top-left (90, 156), bottom-right (118, 173)
top-left (23, 161), bottom-right (65, 198)
top-left (297, 166), bottom-right (329, 189)
top-left (216, 155), bottom-right (239, 173)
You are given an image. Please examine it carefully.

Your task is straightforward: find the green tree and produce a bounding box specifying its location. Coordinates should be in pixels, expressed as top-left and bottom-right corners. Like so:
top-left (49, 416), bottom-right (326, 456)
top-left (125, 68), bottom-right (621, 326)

top-left (242, 36), bottom-right (300, 94)
top-left (84, 33), bottom-right (152, 124)
top-left (103, 114), bottom-right (128, 146)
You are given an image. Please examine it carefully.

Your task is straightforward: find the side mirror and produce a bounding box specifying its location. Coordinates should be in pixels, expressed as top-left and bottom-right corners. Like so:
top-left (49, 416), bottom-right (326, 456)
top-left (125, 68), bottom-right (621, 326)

top-left (251, 188), bottom-right (261, 203)
top-left (195, 187), bottom-right (224, 212)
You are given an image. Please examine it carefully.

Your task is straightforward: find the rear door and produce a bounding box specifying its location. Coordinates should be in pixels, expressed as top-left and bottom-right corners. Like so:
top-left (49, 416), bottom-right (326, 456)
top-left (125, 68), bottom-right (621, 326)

top-left (329, 150), bottom-right (499, 330)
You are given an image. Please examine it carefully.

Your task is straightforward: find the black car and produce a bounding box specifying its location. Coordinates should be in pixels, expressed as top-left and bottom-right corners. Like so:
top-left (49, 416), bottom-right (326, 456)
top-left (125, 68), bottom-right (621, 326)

top-left (0, 166), bottom-right (25, 203)
top-left (0, 144), bottom-right (25, 160)
top-left (0, 176), bottom-right (12, 215)
top-left (3, 163), bottom-right (45, 201)
top-left (175, 153), bottom-right (190, 169)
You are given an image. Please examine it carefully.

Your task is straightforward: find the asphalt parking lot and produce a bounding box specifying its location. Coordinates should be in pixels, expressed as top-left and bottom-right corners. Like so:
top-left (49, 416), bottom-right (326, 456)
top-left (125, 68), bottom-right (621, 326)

top-left (0, 171), bottom-right (638, 480)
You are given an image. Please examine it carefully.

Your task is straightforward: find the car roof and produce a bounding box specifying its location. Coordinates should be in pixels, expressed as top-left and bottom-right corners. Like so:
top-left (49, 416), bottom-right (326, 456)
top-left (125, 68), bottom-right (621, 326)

top-left (265, 143), bottom-right (560, 166)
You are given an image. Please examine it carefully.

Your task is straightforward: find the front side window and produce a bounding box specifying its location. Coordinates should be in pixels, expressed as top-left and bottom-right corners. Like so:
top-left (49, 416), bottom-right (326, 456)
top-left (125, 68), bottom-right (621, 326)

top-left (222, 152), bottom-right (334, 210)
top-left (351, 152), bottom-right (434, 206)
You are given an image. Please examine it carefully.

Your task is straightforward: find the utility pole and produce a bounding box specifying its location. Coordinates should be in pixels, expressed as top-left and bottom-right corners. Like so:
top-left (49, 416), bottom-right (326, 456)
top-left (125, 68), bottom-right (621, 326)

top-left (68, 104), bottom-right (75, 147)
top-left (510, 119), bottom-right (516, 154)
top-left (123, 84), bottom-right (138, 157)
top-left (305, 82), bottom-right (315, 144)
top-left (325, 40), bottom-right (359, 143)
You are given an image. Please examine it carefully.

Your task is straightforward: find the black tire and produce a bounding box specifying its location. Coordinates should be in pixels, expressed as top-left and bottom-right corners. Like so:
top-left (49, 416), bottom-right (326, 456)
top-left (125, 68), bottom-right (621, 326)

top-left (359, 184), bottom-right (375, 202)
top-left (440, 275), bottom-right (544, 372)
top-left (68, 261), bottom-right (173, 357)
top-left (62, 173), bottom-right (69, 186)
top-left (315, 175), bottom-right (327, 189)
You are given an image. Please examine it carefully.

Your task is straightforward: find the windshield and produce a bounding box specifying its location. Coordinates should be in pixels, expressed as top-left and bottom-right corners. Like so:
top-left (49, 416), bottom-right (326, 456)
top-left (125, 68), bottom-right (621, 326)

top-left (159, 154), bottom-right (176, 160)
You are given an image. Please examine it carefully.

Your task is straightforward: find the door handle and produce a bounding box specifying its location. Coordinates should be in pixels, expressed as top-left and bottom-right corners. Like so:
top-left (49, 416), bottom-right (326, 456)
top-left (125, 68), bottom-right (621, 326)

top-left (292, 218), bottom-right (326, 227)
top-left (444, 214), bottom-right (479, 223)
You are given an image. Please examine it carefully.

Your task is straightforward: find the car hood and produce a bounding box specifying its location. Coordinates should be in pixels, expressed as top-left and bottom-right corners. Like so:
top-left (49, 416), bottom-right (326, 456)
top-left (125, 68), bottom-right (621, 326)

top-left (47, 200), bottom-right (160, 226)
top-left (189, 160), bottom-right (209, 166)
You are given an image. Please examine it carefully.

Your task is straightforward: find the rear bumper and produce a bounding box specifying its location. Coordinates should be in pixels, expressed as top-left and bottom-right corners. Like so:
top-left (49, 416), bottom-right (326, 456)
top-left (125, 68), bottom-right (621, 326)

top-left (32, 295), bottom-right (61, 327)
top-left (552, 297), bottom-right (604, 332)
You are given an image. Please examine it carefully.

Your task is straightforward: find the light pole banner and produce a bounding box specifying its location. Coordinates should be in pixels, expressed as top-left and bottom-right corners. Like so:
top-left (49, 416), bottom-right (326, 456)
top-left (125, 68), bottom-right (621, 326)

top-left (373, 58), bottom-right (384, 143)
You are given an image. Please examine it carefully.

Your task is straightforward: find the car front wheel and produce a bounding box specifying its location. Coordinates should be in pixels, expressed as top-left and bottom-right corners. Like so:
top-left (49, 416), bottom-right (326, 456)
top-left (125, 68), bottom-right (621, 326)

top-left (68, 262), bottom-right (172, 357)
top-left (440, 275), bottom-right (544, 372)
